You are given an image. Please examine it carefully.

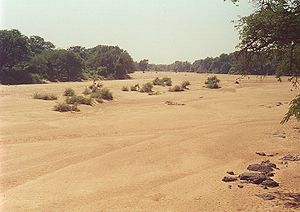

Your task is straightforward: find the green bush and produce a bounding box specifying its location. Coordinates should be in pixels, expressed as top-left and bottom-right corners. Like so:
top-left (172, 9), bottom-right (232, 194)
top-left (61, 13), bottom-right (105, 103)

top-left (281, 95), bottom-right (300, 124)
top-left (33, 93), bottom-right (57, 100)
top-left (82, 87), bottom-right (92, 95)
top-left (169, 85), bottom-right (184, 92)
top-left (205, 76), bottom-right (220, 89)
top-left (181, 81), bottom-right (191, 89)
top-left (64, 88), bottom-right (75, 96)
top-left (66, 95), bottom-right (92, 105)
top-left (91, 88), bottom-right (113, 100)
top-left (139, 82), bottom-right (153, 93)
top-left (121, 86), bottom-right (129, 91)
top-left (53, 103), bottom-right (80, 112)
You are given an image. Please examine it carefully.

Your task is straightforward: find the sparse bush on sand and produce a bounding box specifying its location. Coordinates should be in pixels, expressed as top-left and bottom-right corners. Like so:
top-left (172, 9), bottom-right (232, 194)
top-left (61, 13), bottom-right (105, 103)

top-left (148, 91), bottom-right (161, 95)
top-left (90, 88), bottom-right (113, 100)
top-left (121, 86), bottom-right (129, 91)
top-left (64, 88), bottom-right (75, 96)
top-left (89, 81), bottom-right (103, 92)
top-left (205, 76), bottom-right (220, 89)
top-left (169, 85), bottom-right (184, 92)
top-left (33, 93), bottom-right (57, 100)
top-left (181, 81), bottom-right (191, 89)
top-left (139, 82), bottom-right (153, 93)
top-left (82, 87), bottom-right (92, 95)
top-left (53, 103), bottom-right (80, 112)
top-left (66, 95), bottom-right (93, 105)
top-left (130, 84), bottom-right (139, 91)
top-left (153, 77), bottom-right (172, 86)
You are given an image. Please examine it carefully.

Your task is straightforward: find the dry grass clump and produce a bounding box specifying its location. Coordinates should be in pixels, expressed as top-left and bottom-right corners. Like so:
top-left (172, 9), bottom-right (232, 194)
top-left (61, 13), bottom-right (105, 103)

top-left (82, 87), bottom-right (92, 95)
top-left (205, 76), bottom-right (221, 89)
top-left (121, 86), bottom-right (129, 91)
top-left (64, 88), bottom-right (75, 96)
top-left (53, 103), bottom-right (80, 112)
top-left (90, 88), bottom-right (113, 100)
top-left (169, 85), bottom-right (184, 92)
top-left (148, 91), bottom-right (161, 95)
top-left (130, 84), bottom-right (139, 91)
top-left (33, 93), bottom-right (57, 100)
top-left (139, 82), bottom-right (153, 93)
top-left (66, 95), bottom-right (93, 105)
top-left (153, 77), bottom-right (172, 86)
top-left (181, 81), bottom-right (191, 89)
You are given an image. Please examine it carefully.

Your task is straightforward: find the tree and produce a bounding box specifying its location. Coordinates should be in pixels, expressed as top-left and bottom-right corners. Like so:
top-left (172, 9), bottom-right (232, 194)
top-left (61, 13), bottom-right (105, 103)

top-left (0, 29), bottom-right (30, 70)
top-left (139, 59), bottom-right (149, 72)
top-left (28, 35), bottom-right (55, 55)
top-left (231, 0), bottom-right (300, 123)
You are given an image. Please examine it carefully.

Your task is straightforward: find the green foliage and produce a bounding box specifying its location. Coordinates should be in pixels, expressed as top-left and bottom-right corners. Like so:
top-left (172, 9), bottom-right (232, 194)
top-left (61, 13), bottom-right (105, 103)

top-left (205, 76), bottom-right (221, 89)
top-left (64, 88), bottom-right (75, 96)
top-left (181, 81), bottom-right (190, 89)
top-left (66, 95), bottom-right (92, 105)
top-left (138, 59), bottom-right (149, 72)
top-left (139, 82), bottom-right (153, 93)
top-left (33, 93), bottom-right (57, 100)
top-left (121, 86), bottom-right (129, 91)
top-left (53, 103), bottom-right (80, 112)
top-left (90, 88), bottom-right (113, 100)
top-left (169, 85), bottom-right (184, 92)
top-left (86, 45), bottom-right (135, 79)
top-left (281, 95), bottom-right (300, 124)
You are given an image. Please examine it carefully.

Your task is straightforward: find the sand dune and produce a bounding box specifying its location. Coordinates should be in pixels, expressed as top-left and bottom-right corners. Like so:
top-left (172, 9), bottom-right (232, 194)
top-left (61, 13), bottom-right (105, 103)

top-left (0, 72), bottom-right (299, 211)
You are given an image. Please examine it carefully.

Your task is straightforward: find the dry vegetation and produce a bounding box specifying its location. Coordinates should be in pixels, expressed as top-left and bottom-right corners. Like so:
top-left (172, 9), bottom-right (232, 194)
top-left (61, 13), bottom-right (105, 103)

top-left (1, 72), bottom-right (299, 212)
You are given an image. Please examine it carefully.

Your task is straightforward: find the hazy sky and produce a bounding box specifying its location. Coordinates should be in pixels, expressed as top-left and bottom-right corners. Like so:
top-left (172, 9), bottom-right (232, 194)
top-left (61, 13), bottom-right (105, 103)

top-left (1, 0), bottom-right (253, 64)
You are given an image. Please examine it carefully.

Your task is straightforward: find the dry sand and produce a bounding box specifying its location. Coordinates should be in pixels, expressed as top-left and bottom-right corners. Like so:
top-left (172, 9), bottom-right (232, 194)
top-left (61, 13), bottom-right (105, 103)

top-left (0, 72), bottom-right (299, 211)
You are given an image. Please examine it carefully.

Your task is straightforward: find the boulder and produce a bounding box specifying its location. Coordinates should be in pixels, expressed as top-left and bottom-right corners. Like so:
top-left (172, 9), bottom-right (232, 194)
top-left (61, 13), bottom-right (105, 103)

top-left (222, 176), bottom-right (238, 182)
top-left (239, 172), bottom-right (268, 184)
top-left (261, 179), bottom-right (279, 187)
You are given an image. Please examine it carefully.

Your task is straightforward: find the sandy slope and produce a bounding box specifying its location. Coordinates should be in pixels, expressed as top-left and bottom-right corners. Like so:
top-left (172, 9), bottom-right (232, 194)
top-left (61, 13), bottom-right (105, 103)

top-left (0, 72), bottom-right (299, 211)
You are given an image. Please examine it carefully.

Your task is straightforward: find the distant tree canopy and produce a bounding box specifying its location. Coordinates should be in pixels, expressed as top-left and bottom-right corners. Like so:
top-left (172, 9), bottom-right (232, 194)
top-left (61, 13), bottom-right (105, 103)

top-left (138, 59), bottom-right (149, 72)
top-left (0, 29), bottom-right (136, 84)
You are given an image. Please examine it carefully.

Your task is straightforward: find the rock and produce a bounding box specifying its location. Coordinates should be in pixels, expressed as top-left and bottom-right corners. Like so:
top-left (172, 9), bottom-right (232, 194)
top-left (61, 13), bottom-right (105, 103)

top-left (222, 176), bottom-right (238, 182)
top-left (226, 171), bottom-right (235, 175)
top-left (256, 193), bottom-right (275, 200)
top-left (280, 154), bottom-right (300, 161)
top-left (239, 172), bottom-right (268, 184)
top-left (247, 160), bottom-right (277, 173)
top-left (256, 152), bottom-right (266, 156)
top-left (238, 185), bottom-right (244, 188)
top-left (261, 179), bottom-right (279, 187)
top-left (228, 185), bottom-right (232, 189)
top-left (266, 172), bottom-right (275, 177)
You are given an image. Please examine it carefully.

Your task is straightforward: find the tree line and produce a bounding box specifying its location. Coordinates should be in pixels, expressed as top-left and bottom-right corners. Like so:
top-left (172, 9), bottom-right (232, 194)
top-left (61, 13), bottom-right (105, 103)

top-left (0, 29), bottom-right (136, 84)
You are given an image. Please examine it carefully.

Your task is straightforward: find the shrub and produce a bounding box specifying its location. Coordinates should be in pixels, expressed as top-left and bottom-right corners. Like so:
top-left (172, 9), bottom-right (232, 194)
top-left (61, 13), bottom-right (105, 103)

top-left (91, 88), bottom-right (113, 100)
top-left (181, 81), bottom-right (190, 89)
top-left (148, 91), bottom-right (161, 95)
top-left (66, 95), bottom-right (92, 105)
top-left (53, 103), bottom-right (80, 112)
top-left (33, 93), bottom-right (57, 100)
top-left (82, 87), bottom-right (92, 95)
top-left (205, 76), bottom-right (220, 89)
top-left (64, 88), bottom-right (75, 96)
top-left (153, 77), bottom-right (164, 86)
top-left (139, 82), bottom-right (153, 93)
top-left (162, 77), bottom-right (172, 86)
top-left (152, 77), bottom-right (172, 86)
top-left (89, 81), bottom-right (103, 92)
top-left (169, 85), bottom-right (184, 92)
top-left (121, 86), bottom-right (129, 91)
top-left (130, 84), bottom-right (139, 91)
